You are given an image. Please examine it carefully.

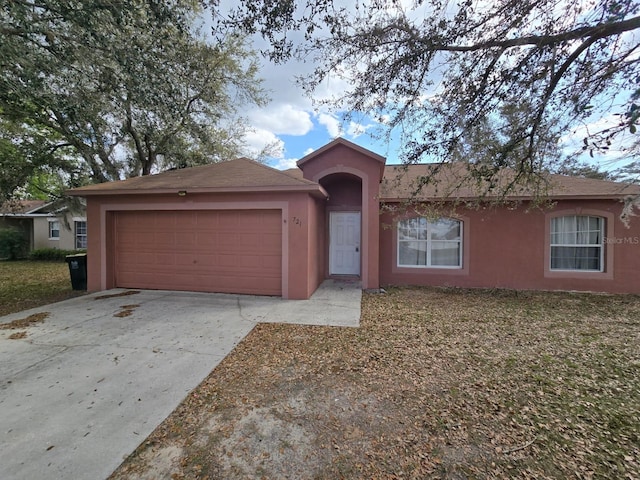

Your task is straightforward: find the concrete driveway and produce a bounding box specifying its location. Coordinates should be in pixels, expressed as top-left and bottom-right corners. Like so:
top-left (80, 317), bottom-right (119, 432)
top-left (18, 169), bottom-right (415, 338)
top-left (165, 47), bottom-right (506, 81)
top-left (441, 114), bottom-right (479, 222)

top-left (0, 281), bottom-right (360, 480)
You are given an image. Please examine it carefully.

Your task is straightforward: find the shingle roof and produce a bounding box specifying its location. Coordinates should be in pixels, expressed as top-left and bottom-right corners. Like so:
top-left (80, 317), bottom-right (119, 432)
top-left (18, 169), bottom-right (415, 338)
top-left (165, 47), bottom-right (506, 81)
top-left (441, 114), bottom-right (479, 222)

top-left (0, 200), bottom-right (48, 215)
top-left (66, 156), bottom-right (639, 201)
top-left (67, 158), bottom-right (325, 196)
top-left (380, 164), bottom-right (640, 201)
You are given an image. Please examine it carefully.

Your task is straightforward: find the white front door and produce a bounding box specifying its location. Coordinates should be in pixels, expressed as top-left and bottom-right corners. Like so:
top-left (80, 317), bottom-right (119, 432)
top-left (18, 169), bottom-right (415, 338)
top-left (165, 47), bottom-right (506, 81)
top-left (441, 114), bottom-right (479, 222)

top-left (329, 211), bottom-right (361, 275)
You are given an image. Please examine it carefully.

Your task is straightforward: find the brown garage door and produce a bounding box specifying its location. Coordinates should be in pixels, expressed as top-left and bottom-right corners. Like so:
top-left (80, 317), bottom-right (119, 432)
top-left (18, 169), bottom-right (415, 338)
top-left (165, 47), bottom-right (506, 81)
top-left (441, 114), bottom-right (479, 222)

top-left (114, 210), bottom-right (282, 296)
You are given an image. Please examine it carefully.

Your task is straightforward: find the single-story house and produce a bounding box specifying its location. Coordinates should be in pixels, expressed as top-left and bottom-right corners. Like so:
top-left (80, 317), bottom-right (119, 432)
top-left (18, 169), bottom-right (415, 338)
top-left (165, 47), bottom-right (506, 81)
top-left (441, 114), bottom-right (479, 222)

top-left (67, 138), bottom-right (640, 298)
top-left (0, 200), bottom-right (87, 252)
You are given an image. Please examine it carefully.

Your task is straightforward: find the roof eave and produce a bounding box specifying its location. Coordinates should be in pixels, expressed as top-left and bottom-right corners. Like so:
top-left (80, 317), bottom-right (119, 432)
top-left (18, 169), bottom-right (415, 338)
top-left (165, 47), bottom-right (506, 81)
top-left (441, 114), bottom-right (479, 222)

top-left (379, 194), bottom-right (635, 203)
top-left (67, 184), bottom-right (329, 198)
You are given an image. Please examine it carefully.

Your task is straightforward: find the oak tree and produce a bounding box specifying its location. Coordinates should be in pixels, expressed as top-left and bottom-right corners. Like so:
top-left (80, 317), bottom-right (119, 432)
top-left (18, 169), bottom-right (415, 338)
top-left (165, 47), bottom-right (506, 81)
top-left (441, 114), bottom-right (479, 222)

top-left (220, 0), bottom-right (640, 194)
top-left (1, 0), bottom-right (265, 199)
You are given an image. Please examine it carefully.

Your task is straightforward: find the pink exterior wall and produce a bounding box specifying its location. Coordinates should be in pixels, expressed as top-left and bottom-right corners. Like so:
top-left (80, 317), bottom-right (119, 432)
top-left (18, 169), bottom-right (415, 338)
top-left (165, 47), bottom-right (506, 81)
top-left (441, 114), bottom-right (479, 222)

top-left (299, 143), bottom-right (383, 289)
top-left (85, 191), bottom-right (324, 299)
top-left (307, 196), bottom-right (327, 297)
top-left (379, 200), bottom-right (640, 294)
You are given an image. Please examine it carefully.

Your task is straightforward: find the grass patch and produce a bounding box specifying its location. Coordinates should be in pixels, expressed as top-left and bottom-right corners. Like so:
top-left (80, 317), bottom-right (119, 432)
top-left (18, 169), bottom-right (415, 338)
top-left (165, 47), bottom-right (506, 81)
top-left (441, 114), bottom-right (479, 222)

top-left (110, 287), bottom-right (640, 480)
top-left (0, 260), bottom-right (85, 316)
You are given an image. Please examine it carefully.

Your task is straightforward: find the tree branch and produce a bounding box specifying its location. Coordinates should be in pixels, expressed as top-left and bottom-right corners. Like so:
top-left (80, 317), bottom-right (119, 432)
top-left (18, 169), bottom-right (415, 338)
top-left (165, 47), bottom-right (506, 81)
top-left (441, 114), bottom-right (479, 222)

top-left (432, 16), bottom-right (640, 52)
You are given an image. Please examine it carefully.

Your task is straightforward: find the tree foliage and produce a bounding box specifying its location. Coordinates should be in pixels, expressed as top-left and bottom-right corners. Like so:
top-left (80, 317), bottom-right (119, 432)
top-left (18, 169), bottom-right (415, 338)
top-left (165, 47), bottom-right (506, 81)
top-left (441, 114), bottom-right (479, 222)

top-left (220, 0), bottom-right (640, 192)
top-left (0, 0), bottom-right (265, 199)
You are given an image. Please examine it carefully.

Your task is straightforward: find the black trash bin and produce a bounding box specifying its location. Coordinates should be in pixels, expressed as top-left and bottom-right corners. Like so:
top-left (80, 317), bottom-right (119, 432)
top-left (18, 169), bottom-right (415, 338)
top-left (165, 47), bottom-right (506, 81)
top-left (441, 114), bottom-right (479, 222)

top-left (65, 253), bottom-right (87, 290)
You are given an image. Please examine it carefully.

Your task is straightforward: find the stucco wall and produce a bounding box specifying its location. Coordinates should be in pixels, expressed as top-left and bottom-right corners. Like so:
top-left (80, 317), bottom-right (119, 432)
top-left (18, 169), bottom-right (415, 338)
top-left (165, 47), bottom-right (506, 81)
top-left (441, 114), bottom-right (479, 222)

top-left (299, 143), bottom-right (383, 289)
top-left (379, 199), bottom-right (640, 294)
top-left (307, 196), bottom-right (327, 297)
top-left (33, 215), bottom-right (83, 251)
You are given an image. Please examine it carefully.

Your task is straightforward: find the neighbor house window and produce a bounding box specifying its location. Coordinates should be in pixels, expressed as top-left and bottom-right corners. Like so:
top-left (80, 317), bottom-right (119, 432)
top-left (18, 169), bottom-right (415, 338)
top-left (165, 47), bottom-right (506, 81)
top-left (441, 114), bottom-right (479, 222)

top-left (550, 215), bottom-right (604, 271)
top-left (75, 220), bottom-right (87, 249)
top-left (398, 217), bottom-right (462, 268)
top-left (48, 220), bottom-right (60, 240)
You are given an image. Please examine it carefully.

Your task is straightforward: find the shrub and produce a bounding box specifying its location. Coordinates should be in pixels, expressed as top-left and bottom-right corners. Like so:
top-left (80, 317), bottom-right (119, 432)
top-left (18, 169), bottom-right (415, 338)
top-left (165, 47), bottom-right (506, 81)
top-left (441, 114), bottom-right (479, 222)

top-left (29, 248), bottom-right (86, 262)
top-left (0, 228), bottom-right (28, 260)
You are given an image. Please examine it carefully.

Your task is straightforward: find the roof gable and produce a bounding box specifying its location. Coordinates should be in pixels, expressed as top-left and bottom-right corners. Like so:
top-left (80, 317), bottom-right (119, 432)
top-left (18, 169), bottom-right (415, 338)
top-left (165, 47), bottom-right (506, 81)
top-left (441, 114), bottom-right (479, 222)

top-left (297, 137), bottom-right (386, 167)
top-left (67, 158), bottom-right (326, 197)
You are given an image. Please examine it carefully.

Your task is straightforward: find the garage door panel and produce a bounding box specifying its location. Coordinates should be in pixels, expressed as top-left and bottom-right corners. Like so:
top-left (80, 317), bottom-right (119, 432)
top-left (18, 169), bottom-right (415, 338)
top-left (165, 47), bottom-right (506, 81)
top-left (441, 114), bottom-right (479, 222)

top-left (175, 232), bottom-right (197, 247)
top-left (114, 210), bottom-right (282, 296)
top-left (260, 255), bottom-right (282, 269)
top-left (174, 212), bottom-right (197, 228)
top-left (261, 233), bottom-right (282, 249)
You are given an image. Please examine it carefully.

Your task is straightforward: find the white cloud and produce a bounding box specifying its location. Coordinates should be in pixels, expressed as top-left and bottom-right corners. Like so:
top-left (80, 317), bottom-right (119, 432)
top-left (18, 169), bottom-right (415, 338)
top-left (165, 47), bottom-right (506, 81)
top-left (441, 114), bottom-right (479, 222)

top-left (249, 104), bottom-right (313, 136)
top-left (242, 128), bottom-right (285, 159)
top-left (347, 120), bottom-right (373, 138)
top-left (318, 113), bottom-right (342, 137)
top-left (270, 157), bottom-right (299, 170)
top-left (560, 112), bottom-right (634, 167)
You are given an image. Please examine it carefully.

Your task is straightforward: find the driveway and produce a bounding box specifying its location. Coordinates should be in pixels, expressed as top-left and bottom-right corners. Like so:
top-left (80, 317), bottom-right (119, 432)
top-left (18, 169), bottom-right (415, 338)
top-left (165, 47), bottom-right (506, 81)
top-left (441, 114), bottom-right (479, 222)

top-left (0, 281), bottom-right (361, 480)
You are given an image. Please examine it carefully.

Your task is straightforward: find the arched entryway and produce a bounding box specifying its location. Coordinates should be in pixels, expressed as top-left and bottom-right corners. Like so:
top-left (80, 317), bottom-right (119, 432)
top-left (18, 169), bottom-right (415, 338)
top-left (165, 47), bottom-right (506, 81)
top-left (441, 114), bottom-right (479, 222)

top-left (319, 173), bottom-right (363, 276)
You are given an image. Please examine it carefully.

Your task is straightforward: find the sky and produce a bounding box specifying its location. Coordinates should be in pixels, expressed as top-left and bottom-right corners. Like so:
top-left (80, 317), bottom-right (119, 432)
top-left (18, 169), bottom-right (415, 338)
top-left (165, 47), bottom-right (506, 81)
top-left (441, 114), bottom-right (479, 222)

top-left (216, 3), bottom-right (636, 174)
top-left (239, 55), bottom-right (396, 171)
top-left (209, 1), bottom-right (403, 171)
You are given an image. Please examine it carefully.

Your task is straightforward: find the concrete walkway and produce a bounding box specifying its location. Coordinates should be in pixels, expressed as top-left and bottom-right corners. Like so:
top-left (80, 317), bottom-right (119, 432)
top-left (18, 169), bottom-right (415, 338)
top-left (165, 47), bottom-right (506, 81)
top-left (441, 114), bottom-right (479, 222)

top-left (0, 280), bottom-right (361, 480)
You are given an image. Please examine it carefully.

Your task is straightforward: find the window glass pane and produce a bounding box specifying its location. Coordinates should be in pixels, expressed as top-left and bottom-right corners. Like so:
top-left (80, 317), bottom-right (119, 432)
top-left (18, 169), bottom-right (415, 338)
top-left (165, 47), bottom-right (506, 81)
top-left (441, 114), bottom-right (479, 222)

top-left (75, 221), bottom-right (87, 249)
top-left (418, 221), bottom-right (428, 240)
top-left (576, 215), bottom-right (589, 233)
top-left (552, 216), bottom-right (571, 244)
top-left (398, 221), bottom-right (414, 240)
top-left (399, 218), bottom-right (428, 241)
top-left (430, 218), bottom-right (460, 240)
top-left (399, 241), bottom-right (427, 266)
top-left (49, 221), bottom-right (60, 238)
top-left (398, 217), bottom-right (463, 268)
top-left (577, 229), bottom-right (589, 244)
top-left (551, 246), bottom-right (601, 271)
top-left (551, 215), bottom-right (603, 246)
top-left (430, 241), bottom-right (461, 266)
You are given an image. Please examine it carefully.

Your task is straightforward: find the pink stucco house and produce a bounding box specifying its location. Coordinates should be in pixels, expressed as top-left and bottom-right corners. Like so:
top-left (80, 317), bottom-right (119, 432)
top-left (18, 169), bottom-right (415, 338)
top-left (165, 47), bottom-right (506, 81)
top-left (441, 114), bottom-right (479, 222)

top-left (68, 138), bottom-right (640, 298)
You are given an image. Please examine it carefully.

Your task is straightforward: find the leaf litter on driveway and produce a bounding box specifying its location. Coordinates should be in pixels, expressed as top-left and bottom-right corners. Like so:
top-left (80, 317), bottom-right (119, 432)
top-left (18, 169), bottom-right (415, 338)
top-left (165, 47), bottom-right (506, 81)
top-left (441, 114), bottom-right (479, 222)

top-left (110, 287), bottom-right (640, 480)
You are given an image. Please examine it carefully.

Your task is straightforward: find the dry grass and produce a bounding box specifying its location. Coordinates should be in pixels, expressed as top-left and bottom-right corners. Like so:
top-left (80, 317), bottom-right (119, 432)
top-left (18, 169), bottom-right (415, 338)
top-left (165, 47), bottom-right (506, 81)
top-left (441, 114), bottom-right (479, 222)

top-left (0, 311), bottom-right (50, 329)
top-left (111, 287), bottom-right (640, 480)
top-left (0, 260), bottom-right (85, 316)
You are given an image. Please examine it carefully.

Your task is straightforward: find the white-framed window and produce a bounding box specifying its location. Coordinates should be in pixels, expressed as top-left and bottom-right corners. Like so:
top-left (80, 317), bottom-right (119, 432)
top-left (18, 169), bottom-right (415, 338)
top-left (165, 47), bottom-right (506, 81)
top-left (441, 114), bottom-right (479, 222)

top-left (398, 217), bottom-right (462, 268)
top-left (74, 220), bottom-right (87, 249)
top-left (550, 215), bottom-right (604, 271)
top-left (48, 220), bottom-right (60, 240)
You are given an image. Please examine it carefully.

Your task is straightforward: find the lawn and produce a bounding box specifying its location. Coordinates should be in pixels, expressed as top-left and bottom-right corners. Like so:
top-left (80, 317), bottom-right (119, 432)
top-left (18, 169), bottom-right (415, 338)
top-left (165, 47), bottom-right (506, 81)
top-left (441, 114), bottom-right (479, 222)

top-left (110, 287), bottom-right (640, 480)
top-left (0, 260), bottom-right (85, 316)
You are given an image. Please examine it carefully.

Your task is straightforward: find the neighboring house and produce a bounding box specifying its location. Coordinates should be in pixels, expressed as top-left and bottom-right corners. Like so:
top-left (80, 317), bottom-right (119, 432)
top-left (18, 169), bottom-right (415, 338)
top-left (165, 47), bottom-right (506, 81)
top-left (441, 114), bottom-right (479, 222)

top-left (0, 200), bottom-right (87, 252)
top-left (67, 138), bottom-right (640, 298)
